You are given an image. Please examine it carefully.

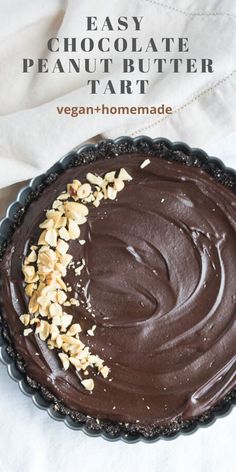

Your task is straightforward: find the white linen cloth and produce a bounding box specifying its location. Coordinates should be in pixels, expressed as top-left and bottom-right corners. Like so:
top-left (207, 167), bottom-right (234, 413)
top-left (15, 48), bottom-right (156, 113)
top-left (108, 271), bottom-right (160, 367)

top-left (0, 0), bottom-right (236, 471)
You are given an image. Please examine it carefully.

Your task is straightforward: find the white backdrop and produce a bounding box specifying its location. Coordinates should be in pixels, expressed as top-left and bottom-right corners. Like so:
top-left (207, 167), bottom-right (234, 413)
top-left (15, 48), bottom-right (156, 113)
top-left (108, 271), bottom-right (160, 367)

top-left (0, 0), bottom-right (236, 471)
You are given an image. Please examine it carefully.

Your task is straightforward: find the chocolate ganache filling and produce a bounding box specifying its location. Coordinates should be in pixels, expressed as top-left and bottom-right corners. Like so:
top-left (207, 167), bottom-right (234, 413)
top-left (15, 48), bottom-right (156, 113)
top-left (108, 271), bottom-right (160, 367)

top-left (1, 153), bottom-right (236, 425)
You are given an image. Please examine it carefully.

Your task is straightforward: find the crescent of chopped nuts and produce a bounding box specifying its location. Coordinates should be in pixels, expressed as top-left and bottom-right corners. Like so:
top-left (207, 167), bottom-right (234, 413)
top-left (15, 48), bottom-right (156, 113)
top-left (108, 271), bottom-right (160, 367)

top-left (20, 168), bottom-right (132, 392)
top-left (81, 378), bottom-right (95, 392)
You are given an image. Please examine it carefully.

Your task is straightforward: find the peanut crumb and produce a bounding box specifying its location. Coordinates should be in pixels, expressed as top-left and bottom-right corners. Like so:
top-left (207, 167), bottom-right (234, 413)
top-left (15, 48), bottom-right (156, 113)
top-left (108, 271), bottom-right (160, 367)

top-left (23, 328), bottom-right (33, 336)
top-left (140, 159), bottom-right (150, 169)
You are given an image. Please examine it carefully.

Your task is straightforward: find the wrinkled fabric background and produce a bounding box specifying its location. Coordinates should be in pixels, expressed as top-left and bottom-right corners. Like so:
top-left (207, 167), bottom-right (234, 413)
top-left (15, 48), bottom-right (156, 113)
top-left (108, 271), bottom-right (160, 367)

top-left (0, 1), bottom-right (235, 471)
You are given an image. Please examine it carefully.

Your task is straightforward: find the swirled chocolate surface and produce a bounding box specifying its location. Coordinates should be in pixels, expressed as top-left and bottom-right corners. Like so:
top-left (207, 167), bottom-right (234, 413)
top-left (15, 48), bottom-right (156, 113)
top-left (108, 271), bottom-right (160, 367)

top-left (1, 154), bottom-right (236, 425)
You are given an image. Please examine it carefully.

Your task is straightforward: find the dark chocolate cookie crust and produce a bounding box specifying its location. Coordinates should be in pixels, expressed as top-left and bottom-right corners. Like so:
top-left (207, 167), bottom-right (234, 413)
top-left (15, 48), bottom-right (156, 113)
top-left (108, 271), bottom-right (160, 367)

top-left (0, 136), bottom-right (235, 442)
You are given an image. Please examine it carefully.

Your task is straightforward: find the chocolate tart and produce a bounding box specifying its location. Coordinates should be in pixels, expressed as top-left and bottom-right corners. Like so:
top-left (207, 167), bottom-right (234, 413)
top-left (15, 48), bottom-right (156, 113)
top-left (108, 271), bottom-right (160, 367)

top-left (0, 136), bottom-right (235, 442)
